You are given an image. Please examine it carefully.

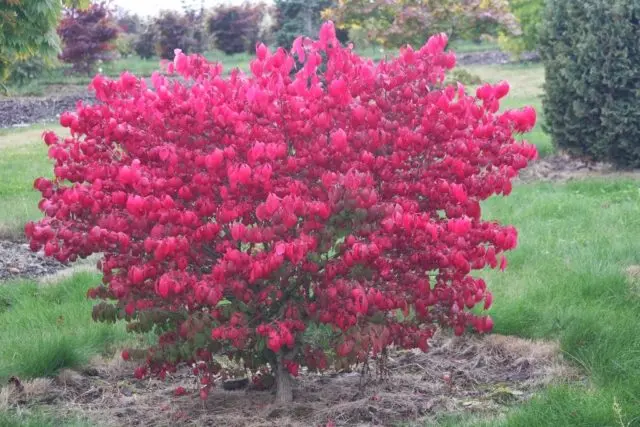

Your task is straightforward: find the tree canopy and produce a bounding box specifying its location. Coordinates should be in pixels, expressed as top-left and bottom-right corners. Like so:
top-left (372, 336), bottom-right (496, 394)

top-left (0, 0), bottom-right (90, 81)
top-left (323, 0), bottom-right (519, 48)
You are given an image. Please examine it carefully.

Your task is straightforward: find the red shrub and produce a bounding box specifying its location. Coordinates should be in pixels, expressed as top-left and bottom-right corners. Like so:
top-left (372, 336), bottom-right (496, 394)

top-left (27, 22), bottom-right (536, 402)
top-left (58, 2), bottom-right (119, 75)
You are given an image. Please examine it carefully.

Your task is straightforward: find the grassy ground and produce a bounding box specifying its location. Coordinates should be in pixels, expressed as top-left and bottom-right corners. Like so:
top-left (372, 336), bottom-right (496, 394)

top-left (0, 272), bottom-right (132, 381)
top-left (0, 126), bottom-right (61, 239)
top-left (471, 179), bottom-right (640, 426)
top-left (4, 51), bottom-right (253, 96)
top-left (0, 411), bottom-right (92, 427)
top-left (449, 39), bottom-right (501, 53)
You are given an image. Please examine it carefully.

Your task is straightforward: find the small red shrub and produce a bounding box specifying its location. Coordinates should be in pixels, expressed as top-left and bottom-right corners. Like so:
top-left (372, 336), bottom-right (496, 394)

top-left (27, 22), bottom-right (536, 402)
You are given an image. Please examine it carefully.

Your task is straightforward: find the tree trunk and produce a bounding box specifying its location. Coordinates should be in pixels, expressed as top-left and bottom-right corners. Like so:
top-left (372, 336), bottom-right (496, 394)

top-left (303, 4), bottom-right (313, 37)
top-left (275, 352), bottom-right (293, 404)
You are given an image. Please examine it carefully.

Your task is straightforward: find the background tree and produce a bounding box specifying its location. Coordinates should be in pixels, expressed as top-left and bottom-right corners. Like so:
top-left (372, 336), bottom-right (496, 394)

top-left (207, 4), bottom-right (266, 55)
top-left (58, 2), bottom-right (119, 75)
top-left (273, 0), bottom-right (335, 48)
top-left (540, 0), bottom-right (640, 167)
top-left (113, 7), bottom-right (141, 58)
top-left (498, 0), bottom-right (545, 57)
top-left (114, 7), bottom-right (141, 34)
top-left (0, 0), bottom-right (90, 82)
top-left (324, 0), bottom-right (519, 49)
top-left (182, 1), bottom-right (206, 55)
top-left (134, 22), bottom-right (157, 59)
top-left (155, 10), bottom-right (203, 59)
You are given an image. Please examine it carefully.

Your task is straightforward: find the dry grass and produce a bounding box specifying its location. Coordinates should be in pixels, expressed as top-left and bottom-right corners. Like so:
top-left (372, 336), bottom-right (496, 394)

top-left (37, 254), bottom-right (101, 286)
top-left (625, 265), bottom-right (640, 297)
top-left (0, 378), bottom-right (53, 412)
top-left (517, 154), bottom-right (640, 184)
top-left (463, 64), bottom-right (544, 100)
top-left (0, 332), bottom-right (577, 427)
top-left (0, 125), bottom-right (66, 149)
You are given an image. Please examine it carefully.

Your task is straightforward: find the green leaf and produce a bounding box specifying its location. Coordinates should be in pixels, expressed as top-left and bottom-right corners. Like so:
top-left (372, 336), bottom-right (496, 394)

top-left (216, 298), bottom-right (232, 307)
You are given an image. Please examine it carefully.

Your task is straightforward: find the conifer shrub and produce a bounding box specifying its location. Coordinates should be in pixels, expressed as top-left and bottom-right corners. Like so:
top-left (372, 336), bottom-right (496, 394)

top-left (540, 0), bottom-right (640, 167)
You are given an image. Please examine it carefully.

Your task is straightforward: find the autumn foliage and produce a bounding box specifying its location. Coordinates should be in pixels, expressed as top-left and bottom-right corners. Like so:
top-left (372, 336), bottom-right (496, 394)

top-left (324, 0), bottom-right (520, 49)
top-left (26, 22), bottom-right (536, 402)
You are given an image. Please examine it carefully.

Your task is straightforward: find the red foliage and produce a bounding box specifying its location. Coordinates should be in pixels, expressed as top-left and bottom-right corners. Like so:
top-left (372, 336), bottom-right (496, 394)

top-left (27, 22), bottom-right (536, 398)
top-left (57, 2), bottom-right (119, 75)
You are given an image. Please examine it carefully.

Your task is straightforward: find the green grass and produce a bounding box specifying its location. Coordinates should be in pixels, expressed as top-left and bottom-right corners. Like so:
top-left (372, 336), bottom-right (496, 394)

top-left (0, 272), bottom-right (132, 381)
top-left (468, 178), bottom-right (640, 426)
top-left (449, 39), bottom-right (501, 53)
top-left (0, 410), bottom-right (93, 427)
top-left (0, 125), bottom-right (60, 239)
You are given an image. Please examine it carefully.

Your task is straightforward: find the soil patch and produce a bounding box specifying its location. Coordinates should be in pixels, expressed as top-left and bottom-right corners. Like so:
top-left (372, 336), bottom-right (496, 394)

top-left (0, 89), bottom-right (93, 129)
top-left (0, 239), bottom-right (100, 284)
top-left (0, 240), bottom-right (66, 282)
top-left (1, 332), bottom-right (577, 426)
top-left (518, 153), bottom-right (640, 183)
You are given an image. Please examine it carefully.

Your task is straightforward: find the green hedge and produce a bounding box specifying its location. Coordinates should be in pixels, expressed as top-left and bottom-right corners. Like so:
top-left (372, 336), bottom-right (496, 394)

top-left (539, 0), bottom-right (640, 167)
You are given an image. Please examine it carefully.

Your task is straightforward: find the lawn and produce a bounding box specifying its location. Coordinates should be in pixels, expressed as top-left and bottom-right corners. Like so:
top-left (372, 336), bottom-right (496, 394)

top-left (0, 57), bottom-right (638, 426)
top-left (476, 179), bottom-right (640, 426)
top-left (0, 126), bottom-right (61, 239)
top-left (4, 51), bottom-right (253, 96)
top-left (0, 272), bottom-right (131, 381)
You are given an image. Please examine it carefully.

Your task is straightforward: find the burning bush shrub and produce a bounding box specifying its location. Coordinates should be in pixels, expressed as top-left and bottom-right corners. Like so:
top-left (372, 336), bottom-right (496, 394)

top-left (27, 22), bottom-right (536, 403)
